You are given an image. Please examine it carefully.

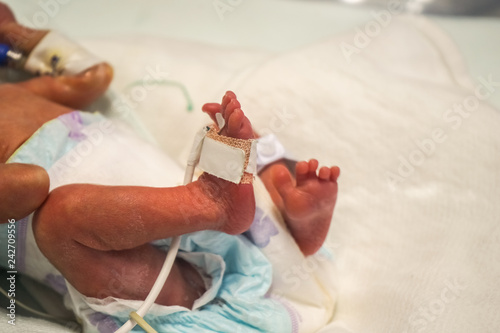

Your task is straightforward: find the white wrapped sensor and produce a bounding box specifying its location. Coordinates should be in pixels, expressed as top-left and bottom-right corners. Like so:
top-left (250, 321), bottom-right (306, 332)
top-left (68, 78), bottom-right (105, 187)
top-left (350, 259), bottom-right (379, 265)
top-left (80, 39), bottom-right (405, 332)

top-left (197, 126), bottom-right (257, 184)
top-left (24, 31), bottom-right (102, 76)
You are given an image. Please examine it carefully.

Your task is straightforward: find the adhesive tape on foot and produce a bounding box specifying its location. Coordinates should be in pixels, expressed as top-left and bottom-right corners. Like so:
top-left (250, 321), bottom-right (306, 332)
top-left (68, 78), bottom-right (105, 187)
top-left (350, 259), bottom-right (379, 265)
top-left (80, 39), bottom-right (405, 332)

top-left (24, 31), bottom-right (103, 76)
top-left (198, 127), bottom-right (257, 184)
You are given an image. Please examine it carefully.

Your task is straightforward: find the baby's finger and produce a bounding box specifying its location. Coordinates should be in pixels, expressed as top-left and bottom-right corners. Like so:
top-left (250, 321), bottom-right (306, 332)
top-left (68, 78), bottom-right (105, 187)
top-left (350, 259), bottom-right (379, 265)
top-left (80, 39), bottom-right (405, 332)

top-left (16, 63), bottom-right (113, 110)
top-left (0, 163), bottom-right (50, 222)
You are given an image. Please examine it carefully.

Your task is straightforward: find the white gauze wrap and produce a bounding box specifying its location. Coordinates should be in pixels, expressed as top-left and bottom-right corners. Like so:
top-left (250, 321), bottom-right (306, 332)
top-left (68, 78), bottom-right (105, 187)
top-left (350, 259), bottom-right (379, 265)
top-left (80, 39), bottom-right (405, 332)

top-left (196, 126), bottom-right (257, 184)
top-left (24, 31), bottom-right (102, 76)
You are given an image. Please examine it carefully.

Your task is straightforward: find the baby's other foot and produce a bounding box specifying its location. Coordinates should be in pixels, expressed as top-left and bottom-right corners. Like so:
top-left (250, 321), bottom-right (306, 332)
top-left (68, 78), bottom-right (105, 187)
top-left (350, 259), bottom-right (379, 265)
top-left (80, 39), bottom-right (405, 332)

top-left (197, 91), bottom-right (256, 234)
top-left (269, 159), bottom-right (339, 256)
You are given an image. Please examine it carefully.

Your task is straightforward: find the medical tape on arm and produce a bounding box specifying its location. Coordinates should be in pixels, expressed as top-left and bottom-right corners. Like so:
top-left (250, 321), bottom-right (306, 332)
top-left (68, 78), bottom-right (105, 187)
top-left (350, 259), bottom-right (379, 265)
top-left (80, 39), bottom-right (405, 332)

top-left (24, 31), bottom-right (102, 76)
top-left (198, 127), bottom-right (257, 184)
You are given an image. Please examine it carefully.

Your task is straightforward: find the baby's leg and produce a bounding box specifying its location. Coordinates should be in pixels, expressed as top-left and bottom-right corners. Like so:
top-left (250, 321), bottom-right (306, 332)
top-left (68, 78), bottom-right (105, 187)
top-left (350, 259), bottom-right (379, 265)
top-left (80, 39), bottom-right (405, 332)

top-left (203, 95), bottom-right (339, 256)
top-left (33, 92), bottom-right (256, 307)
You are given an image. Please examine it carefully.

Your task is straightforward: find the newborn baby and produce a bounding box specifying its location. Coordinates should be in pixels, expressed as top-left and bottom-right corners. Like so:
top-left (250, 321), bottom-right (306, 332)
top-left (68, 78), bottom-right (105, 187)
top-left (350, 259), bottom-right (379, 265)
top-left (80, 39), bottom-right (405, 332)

top-left (0, 4), bottom-right (339, 332)
top-left (5, 91), bottom-right (338, 333)
top-left (33, 91), bottom-right (339, 307)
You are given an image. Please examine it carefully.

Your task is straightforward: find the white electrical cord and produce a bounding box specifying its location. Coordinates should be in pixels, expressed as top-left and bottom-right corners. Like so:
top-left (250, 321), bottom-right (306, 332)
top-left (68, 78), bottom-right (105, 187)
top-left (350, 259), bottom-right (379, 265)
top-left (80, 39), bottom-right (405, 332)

top-left (114, 235), bottom-right (180, 333)
top-left (114, 127), bottom-right (206, 333)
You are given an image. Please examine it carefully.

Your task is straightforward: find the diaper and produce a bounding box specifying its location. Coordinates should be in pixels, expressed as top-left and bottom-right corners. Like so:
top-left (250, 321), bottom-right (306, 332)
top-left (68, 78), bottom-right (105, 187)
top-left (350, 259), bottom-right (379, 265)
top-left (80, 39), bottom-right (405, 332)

top-left (69, 231), bottom-right (293, 333)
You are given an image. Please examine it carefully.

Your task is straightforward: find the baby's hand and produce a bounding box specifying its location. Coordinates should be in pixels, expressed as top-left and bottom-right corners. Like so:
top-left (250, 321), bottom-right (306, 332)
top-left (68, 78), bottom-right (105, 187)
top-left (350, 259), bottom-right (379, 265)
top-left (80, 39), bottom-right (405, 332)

top-left (0, 3), bottom-right (113, 109)
top-left (0, 163), bottom-right (49, 222)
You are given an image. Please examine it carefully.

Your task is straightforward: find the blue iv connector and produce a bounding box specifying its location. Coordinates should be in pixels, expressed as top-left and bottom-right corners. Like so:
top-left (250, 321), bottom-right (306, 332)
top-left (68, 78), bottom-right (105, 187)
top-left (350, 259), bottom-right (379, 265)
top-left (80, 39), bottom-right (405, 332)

top-left (0, 43), bottom-right (26, 68)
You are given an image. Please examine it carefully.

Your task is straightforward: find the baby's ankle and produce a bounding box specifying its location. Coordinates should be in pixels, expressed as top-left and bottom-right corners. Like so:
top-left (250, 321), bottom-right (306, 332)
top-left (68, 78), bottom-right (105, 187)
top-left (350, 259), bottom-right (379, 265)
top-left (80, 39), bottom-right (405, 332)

top-left (195, 174), bottom-right (255, 235)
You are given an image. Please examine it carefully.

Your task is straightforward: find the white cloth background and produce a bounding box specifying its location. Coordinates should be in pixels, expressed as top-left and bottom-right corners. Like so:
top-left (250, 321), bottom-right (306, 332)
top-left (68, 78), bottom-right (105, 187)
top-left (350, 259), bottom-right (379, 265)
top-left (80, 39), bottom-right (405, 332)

top-left (1, 12), bottom-right (499, 333)
top-left (83, 15), bottom-right (499, 333)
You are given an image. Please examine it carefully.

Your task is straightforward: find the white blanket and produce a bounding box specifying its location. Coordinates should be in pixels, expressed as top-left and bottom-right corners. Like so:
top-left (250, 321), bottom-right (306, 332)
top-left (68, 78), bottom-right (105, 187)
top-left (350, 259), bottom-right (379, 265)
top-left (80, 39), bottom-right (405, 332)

top-left (2, 14), bottom-right (499, 333)
top-left (86, 16), bottom-right (499, 333)
top-left (236, 17), bottom-right (500, 333)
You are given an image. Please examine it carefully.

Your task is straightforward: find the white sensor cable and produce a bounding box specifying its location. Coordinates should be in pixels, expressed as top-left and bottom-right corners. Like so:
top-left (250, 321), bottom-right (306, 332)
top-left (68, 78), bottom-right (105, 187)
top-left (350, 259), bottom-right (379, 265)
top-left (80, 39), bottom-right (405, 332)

top-left (114, 127), bottom-right (208, 333)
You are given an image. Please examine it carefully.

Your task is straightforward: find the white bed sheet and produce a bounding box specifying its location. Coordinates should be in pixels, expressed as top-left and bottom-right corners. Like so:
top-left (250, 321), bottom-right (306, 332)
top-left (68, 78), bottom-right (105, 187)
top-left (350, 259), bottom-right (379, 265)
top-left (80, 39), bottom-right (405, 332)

top-left (4, 0), bottom-right (500, 109)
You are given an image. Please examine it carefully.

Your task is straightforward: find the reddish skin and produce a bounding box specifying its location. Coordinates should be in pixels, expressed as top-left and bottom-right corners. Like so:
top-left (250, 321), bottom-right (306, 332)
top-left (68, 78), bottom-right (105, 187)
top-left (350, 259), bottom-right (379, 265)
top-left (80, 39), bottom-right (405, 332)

top-left (2, 84), bottom-right (338, 306)
top-left (0, 84), bottom-right (75, 163)
top-left (262, 160), bottom-right (339, 256)
top-left (33, 91), bottom-right (256, 307)
top-left (0, 0), bottom-right (339, 309)
top-left (0, 2), bottom-right (113, 223)
top-left (203, 96), bottom-right (340, 256)
top-left (0, 3), bottom-right (113, 110)
top-left (0, 163), bottom-right (49, 222)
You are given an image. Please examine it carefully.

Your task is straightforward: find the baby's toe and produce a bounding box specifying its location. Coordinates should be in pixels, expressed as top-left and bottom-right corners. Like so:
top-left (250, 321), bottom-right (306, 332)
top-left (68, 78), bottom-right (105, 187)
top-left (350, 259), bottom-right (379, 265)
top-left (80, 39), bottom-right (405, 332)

top-left (308, 159), bottom-right (319, 176)
top-left (226, 108), bottom-right (242, 137)
top-left (226, 108), bottom-right (254, 139)
top-left (224, 98), bottom-right (240, 125)
top-left (318, 166), bottom-right (331, 181)
top-left (221, 91), bottom-right (237, 112)
top-left (330, 166), bottom-right (340, 182)
top-left (202, 103), bottom-right (222, 123)
top-left (271, 163), bottom-right (295, 199)
top-left (295, 161), bottom-right (309, 185)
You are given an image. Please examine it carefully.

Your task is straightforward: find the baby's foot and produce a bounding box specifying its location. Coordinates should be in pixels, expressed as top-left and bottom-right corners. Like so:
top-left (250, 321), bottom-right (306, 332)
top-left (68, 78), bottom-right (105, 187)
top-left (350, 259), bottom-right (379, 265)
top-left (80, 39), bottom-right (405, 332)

top-left (198, 91), bottom-right (256, 234)
top-left (267, 159), bottom-right (339, 256)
